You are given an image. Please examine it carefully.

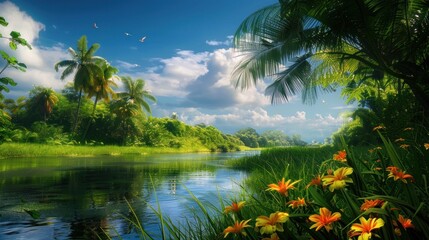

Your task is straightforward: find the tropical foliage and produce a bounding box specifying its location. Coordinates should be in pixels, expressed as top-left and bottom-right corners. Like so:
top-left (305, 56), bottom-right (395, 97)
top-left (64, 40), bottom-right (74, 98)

top-left (232, 0), bottom-right (429, 146)
top-left (233, 0), bottom-right (429, 109)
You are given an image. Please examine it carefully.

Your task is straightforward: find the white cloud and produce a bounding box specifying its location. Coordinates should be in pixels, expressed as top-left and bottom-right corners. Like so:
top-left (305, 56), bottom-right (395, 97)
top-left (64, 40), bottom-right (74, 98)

top-left (125, 50), bottom-right (210, 97)
top-left (153, 106), bottom-right (349, 141)
top-left (331, 105), bottom-right (356, 110)
top-left (115, 60), bottom-right (139, 71)
top-left (205, 35), bottom-right (233, 46)
top-left (185, 48), bottom-right (269, 108)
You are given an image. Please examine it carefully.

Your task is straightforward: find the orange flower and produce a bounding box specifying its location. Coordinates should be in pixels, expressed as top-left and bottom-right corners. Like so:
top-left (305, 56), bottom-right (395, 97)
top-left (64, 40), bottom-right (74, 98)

top-left (387, 166), bottom-right (414, 183)
top-left (224, 201), bottom-right (245, 214)
top-left (424, 143), bottom-right (429, 150)
top-left (287, 197), bottom-right (307, 209)
top-left (223, 219), bottom-right (251, 238)
top-left (255, 211), bottom-right (289, 235)
top-left (394, 138), bottom-right (405, 142)
top-left (399, 144), bottom-right (410, 149)
top-left (306, 175), bottom-right (322, 189)
top-left (262, 233), bottom-right (280, 240)
top-left (322, 167), bottom-right (354, 192)
top-left (267, 178), bottom-right (301, 197)
top-left (349, 217), bottom-right (384, 240)
top-left (333, 150), bottom-right (347, 162)
top-left (308, 207), bottom-right (341, 232)
top-left (373, 125), bottom-right (385, 131)
top-left (360, 199), bottom-right (384, 211)
top-left (397, 214), bottom-right (414, 229)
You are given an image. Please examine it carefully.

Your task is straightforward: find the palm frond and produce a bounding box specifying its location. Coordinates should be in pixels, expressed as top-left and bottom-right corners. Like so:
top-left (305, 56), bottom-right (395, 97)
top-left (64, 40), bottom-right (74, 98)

top-left (54, 60), bottom-right (76, 72)
top-left (77, 35), bottom-right (88, 57)
top-left (265, 53), bottom-right (312, 104)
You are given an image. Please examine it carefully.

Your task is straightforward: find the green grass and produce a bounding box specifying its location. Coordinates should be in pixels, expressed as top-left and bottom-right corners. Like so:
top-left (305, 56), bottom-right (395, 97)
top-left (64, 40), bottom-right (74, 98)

top-left (117, 135), bottom-right (429, 239)
top-left (0, 142), bottom-right (213, 159)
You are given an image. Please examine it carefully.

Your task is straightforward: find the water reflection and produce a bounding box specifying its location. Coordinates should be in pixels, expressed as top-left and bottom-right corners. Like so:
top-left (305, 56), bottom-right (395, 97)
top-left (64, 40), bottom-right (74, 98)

top-left (0, 151), bottom-right (255, 239)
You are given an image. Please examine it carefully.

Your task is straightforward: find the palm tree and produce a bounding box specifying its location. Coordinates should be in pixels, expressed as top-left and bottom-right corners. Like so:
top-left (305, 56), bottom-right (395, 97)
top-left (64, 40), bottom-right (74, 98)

top-left (87, 61), bottom-right (119, 115)
top-left (233, 0), bottom-right (429, 112)
top-left (82, 61), bottom-right (119, 141)
top-left (54, 35), bottom-right (104, 133)
top-left (110, 98), bottom-right (141, 145)
top-left (27, 86), bottom-right (59, 122)
top-left (117, 76), bottom-right (156, 116)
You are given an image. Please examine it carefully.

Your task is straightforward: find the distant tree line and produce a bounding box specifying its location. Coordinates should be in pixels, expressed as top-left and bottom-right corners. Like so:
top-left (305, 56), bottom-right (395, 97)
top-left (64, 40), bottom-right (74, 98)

top-left (234, 127), bottom-right (307, 148)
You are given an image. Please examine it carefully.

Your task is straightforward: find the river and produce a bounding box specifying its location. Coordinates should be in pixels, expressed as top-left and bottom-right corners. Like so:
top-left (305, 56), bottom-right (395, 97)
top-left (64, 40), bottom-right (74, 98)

top-left (0, 151), bottom-right (257, 239)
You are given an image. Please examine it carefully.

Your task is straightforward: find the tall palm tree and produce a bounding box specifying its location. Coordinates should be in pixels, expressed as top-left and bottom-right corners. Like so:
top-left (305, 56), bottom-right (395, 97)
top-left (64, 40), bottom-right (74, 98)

top-left (233, 0), bottom-right (429, 112)
top-left (82, 61), bottom-right (119, 141)
top-left (54, 35), bottom-right (104, 132)
top-left (87, 61), bottom-right (119, 115)
top-left (117, 76), bottom-right (156, 116)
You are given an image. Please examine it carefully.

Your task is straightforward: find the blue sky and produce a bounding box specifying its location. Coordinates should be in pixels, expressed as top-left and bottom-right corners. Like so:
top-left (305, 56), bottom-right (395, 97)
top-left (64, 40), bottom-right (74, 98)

top-left (0, 0), bottom-right (355, 142)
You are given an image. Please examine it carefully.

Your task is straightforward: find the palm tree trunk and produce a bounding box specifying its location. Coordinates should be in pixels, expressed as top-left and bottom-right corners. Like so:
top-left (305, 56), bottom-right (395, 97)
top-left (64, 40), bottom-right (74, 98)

top-left (72, 88), bottom-right (83, 135)
top-left (81, 94), bottom-right (100, 142)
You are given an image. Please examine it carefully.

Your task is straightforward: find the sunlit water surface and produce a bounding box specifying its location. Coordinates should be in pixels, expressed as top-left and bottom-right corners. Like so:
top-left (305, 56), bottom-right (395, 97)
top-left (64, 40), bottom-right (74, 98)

top-left (0, 151), bottom-right (257, 239)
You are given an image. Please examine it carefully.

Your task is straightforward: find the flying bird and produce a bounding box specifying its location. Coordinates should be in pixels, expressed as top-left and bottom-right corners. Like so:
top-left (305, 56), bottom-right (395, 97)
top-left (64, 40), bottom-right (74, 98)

top-left (93, 23), bottom-right (98, 29)
top-left (125, 32), bottom-right (132, 36)
top-left (139, 36), bottom-right (146, 42)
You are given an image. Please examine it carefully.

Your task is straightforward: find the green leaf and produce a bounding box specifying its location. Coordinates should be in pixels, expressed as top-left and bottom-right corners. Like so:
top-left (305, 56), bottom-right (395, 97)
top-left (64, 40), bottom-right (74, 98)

top-left (10, 31), bottom-right (21, 38)
top-left (0, 77), bottom-right (17, 86)
top-left (0, 50), bottom-right (10, 60)
top-left (0, 85), bottom-right (10, 92)
top-left (9, 41), bottom-right (17, 50)
top-left (17, 62), bottom-right (27, 69)
top-left (0, 16), bottom-right (8, 26)
top-left (23, 209), bottom-right (41, 219)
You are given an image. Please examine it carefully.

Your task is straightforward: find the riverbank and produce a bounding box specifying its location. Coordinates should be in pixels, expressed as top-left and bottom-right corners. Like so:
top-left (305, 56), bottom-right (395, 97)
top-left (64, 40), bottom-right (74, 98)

top-left (0, 142), bottom-right (253, 159)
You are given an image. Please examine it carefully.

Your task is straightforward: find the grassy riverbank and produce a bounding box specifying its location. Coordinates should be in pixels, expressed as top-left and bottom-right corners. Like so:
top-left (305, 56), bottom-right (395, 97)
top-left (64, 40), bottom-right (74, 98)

top-left (118, 134), bottom-right (429, 240)
top-left (0, 142), bottom-right (240, 159)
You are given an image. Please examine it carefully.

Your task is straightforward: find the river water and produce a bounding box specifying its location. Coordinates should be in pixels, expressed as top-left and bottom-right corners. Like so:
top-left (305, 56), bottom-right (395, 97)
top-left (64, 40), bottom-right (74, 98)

top-left (0, 151), bottom-right (257, 239)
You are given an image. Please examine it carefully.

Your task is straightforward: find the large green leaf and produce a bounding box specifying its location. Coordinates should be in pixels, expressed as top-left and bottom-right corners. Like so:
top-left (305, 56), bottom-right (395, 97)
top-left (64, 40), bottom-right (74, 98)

top-left (0, 16), bottom-right (8, 26)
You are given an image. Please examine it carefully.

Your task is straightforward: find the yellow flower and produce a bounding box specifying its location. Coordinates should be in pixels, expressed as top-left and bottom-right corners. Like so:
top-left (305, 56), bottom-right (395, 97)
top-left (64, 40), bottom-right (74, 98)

top-left (322, 167), bottom-right (354, 192)
top-left (306, 175), bottom-right (322, 189)
top-left (349, 217), bottom-right (384, 240)
top-left (223, 219), bottom-right (251, 238)
top-left (308, 207), bottom-right (341, 232)
top-left (424, 143), bottom-right (429, 150)
top-left (262, 233), bottom-right (280, 240)
top-left (394, 138), bottom-right (405, 142)
top-left (287, 197), bottom-right (307, 209)
top-left (255, 211), bottom-right (289, 235)
top-left (333, 150), bottom-right (347, 162)
top-left (266, 178), bottom-right (301, 197)
top-left (403, 127), bottom-right (413, 131)
top-left (360, 199), bottom-right (384, 211)
top-left (224, 201), bottom-right (245, 214)
top-left (386, 166), bottom-right (414, 183)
